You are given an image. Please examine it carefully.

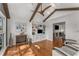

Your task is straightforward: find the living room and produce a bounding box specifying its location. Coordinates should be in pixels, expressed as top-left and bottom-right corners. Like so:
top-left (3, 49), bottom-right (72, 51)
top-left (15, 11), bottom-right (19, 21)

top-left (0, 3), bottom-right (79, 56)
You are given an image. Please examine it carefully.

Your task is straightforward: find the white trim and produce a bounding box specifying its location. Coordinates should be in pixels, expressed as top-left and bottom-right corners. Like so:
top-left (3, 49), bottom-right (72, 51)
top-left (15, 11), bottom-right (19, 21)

top-left (0, 11), bottom-right (6, 18)
top-left (0, 46), bottom-right (7, 56)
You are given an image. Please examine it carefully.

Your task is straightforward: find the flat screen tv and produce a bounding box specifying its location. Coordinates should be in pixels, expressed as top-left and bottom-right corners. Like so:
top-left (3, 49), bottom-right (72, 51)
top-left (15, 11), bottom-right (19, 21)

top-left (55, 25), bottom-right (59, 30)
top-left (38, 29), bottom-right (43, 33)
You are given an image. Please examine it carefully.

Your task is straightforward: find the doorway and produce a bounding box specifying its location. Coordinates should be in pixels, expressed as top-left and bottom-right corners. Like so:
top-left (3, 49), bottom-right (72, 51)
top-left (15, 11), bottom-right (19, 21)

top-left (53, 22), bottom-right (65, 47)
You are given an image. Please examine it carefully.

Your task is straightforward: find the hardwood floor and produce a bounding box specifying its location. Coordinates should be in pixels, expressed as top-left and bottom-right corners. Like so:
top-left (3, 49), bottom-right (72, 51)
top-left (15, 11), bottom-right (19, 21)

top-left (4, 40), bottom-right (52, 56)
top-left (53, 39), bottom-right (64, 48)
top-left (32, 40), bottom-right (52, 56)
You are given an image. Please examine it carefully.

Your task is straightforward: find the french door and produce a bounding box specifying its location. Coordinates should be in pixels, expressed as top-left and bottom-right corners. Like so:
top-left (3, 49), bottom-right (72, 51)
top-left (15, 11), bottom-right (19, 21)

top-left (53, 22), bottom-right (65, 39)
top-left (53, 22), bottom-right (65, 47)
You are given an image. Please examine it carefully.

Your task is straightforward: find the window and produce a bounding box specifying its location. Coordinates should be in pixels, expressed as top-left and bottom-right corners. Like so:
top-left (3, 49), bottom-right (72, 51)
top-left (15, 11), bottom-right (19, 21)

top-left (55, 25), bottom-right (59, 30)
top-left (0, 17), bottom-right (3, 51)
top-left (0, 11), bottom-right (6, 52)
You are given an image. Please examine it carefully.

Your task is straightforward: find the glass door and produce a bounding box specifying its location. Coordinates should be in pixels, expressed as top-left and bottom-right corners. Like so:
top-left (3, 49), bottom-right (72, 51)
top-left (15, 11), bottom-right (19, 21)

top-left (0, 17), bottom-right (3, 50)
top-left (53, 22), bottom-right (65, 47)
top-left (53, 22), bottom-right (65, 40)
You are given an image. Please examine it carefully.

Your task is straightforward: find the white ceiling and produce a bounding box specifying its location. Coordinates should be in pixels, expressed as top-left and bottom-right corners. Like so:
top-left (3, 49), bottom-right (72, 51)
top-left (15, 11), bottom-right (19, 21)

top-left (55, 3), bottom-right (79, 9)
top-left (8, 3), bottom-right (35, 22)
top-left (7, 3), bottom-right (79, 24)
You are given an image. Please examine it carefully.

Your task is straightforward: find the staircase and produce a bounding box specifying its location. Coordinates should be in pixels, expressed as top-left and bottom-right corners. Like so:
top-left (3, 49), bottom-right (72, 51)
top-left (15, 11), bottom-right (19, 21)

top-left (53, 39), bottom-right (79, 56)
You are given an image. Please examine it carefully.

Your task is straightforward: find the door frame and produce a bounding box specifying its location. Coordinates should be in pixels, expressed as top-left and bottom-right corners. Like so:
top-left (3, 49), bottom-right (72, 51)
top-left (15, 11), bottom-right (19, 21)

top-left (53, 22), bottom-right (66, 40)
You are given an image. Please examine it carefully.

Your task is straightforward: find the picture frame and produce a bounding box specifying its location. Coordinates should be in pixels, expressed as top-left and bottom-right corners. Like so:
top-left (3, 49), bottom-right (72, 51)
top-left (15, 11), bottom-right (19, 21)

top-left (16, 22), bottom-right (26, 34)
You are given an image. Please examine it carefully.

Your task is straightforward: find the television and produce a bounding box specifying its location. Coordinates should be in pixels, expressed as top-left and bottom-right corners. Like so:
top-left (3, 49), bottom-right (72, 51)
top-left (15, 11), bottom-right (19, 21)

top-left (38, 29), bottom-right (43, 33)
top-left (55, 25), bottom-right (59, 30)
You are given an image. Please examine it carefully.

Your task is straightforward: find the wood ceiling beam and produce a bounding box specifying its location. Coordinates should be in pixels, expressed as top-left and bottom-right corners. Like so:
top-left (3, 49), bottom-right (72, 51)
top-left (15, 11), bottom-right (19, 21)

top-left (56, 7), bottom-right (79, 11)
top-left (29, 3), bottom-right (41, 22)
top-left (42, 5), bottom-right (51, 12)
top-left (2, 3), bottom-right (10, 19)
top-left (39, 5), bottom-right (51, 16)
top-left (43, 7), bottom-right (79, 22)
top-left (43, 10), bottom-right (56, 22)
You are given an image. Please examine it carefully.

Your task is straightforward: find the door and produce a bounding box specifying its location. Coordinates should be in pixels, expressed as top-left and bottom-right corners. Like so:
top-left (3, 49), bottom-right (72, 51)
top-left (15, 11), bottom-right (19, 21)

top-left (53, 22), bottom-right (65, 47)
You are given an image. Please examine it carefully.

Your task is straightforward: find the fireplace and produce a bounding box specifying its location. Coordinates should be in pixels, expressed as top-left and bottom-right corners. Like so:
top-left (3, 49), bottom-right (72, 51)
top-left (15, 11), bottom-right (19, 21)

top-left (16, 35), bottom-right (28, 44)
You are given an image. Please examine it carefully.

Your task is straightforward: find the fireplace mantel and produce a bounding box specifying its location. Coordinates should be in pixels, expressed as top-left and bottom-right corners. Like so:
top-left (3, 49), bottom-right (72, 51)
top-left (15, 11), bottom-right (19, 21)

top-left (16, 35), bottom-right (28, 45)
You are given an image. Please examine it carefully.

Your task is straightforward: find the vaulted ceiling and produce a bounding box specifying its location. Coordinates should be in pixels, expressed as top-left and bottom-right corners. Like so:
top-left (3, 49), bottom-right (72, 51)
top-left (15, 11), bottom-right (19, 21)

top-left (1, 3), bottom-right (79, 24)
top-left (7, 3), bottom-right (55, 24)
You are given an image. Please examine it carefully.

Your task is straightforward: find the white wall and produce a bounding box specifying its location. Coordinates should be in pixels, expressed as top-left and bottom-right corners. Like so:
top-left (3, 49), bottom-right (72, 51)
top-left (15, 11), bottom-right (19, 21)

top-left (45, 11), bottom-right (79, 41)
top-left (9, 10), bottom-right (79, 44)
top-left (26, 21), bottom-right (32, 39)
top-left (45, 23), bottom-right (53, 41)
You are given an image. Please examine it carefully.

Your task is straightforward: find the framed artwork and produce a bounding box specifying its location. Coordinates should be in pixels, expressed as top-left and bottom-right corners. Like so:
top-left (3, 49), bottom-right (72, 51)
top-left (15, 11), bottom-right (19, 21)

top-left (16, 23), bottom-right (26, 34)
